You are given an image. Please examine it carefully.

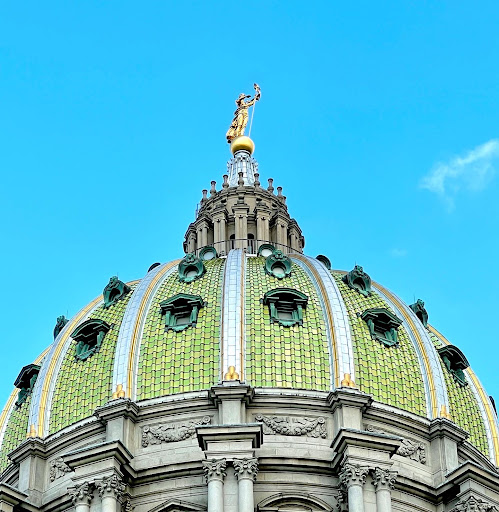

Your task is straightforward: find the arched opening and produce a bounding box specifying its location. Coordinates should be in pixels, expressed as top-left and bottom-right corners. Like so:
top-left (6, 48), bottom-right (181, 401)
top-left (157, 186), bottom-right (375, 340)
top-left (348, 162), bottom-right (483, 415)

top-left (247, 233), bottom-right (255, 254)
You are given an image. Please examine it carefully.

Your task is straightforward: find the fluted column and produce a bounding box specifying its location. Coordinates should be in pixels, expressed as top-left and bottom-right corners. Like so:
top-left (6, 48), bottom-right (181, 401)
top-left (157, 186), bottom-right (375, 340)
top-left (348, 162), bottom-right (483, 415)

top-left (372, 468), bottom-right (397, 512)
top-left (202, 458), bottom-right (227, 512)
top-left (69, 482), bottom-right (93, 512)
top-left (338, 463), bottom-right (369, 512)
top-left (234, 458), bottom-right (258, 512)
top-left (96, 475), bottom-right (125, 512)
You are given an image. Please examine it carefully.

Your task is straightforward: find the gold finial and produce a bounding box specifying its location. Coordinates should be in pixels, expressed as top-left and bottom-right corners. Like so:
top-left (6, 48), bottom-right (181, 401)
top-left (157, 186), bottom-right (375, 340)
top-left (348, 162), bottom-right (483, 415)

top-left (226, 83), bottom-right (261, 144)
top-left (341, 373), bottom-right (357, 388)
top-left (27, 424), bottom-right (37, 438)
top-left (440, 404), bottom-right (452, 420)
top-left (224, 366), bottom-right (240, 381)
top-left (112, 384), bottom-right (126, 400)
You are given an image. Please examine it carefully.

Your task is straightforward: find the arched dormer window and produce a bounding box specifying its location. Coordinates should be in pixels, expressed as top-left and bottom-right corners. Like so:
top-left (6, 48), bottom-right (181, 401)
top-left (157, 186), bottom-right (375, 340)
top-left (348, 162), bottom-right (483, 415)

top-left (263, 288), bottom-right (308, 327)
top-left (437, 345), bottom-right (469, 387)
top-left (264, 250), bottom-right (292, 279)
top-left (14, 364), bottom-right (40, 407)
top-left (178, 253), bottom-right (205, 283)
top-left (343, 265), bottom-right (372, 296)
top-left (409, 299), bottom-right (428, 327)
top-left (361, 308), bottom-right (403, 347)
top-left (160, 293), bottom-right (205, 332)
top-left (71, 319), bottom-right (111, 361)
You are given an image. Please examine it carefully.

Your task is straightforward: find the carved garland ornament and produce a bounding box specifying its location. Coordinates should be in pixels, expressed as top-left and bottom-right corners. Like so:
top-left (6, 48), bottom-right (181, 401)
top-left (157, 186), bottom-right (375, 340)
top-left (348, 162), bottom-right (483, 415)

top-left (255, 414), bottom-right (326, 438)
top-left (365, 424), bottom-right (427, 464)
top-left (450, 495), bottom-right (498, 512)
top-left (49, 457), bottom-right (72, 481)
top-left (142, 416), bottom-right (211, 447)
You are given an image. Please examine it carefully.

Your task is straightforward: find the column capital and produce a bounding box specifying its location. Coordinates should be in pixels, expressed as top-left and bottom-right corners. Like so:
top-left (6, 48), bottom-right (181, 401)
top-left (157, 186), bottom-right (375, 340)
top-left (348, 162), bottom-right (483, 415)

top-left (450, 495), bottom-right (498, 512)
top-left (233, 458), bottom-right (258, 482)
top-left (202, 458), bottom-right (227, 483)
top-left (338, 463), bottom-right (369, 489)
top-left (96, 474), bottom-right (125, 500)
top-left (371, 467), bottom-right (397, 492)
top-left (69, 481), bottom-right (94, 505)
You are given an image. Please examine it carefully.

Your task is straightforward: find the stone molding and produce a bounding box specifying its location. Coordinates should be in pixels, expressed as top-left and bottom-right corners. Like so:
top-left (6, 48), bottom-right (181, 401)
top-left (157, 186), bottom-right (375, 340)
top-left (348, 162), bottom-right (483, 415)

top-left (142, 416), bottom-right (211, 446)
top-left (69, 481), bottom-right (94, 505)
top-left (233, 457), bottom-right (259, 481)
top-left (49, 457), bottom-right (72, 481)
top-left (450, 495), bottom-right (498, 512)
top-left (338, 463), bottom-right (369, 489)
top-left (365, 424), bottom-right (426, 464)
top-left (96, 474), bottom-right (126, 499)
top-left (371, 467), bottom-right (397, 491)
top-left (255, 414), bottom-right (326, 438)
top-left (202, 458), bottom-right (227, 483)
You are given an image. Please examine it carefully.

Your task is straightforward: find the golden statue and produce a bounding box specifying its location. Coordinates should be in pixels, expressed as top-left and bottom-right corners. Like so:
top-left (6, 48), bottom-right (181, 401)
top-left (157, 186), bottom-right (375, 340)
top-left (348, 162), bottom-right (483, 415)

top-left (226, 83), bottom-right (261, 143)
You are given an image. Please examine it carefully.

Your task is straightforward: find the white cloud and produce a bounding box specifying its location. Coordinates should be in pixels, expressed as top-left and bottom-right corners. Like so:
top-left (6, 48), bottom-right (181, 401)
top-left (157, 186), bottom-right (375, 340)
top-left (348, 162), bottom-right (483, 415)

top-left (421, 139), bottom-right (499, 210)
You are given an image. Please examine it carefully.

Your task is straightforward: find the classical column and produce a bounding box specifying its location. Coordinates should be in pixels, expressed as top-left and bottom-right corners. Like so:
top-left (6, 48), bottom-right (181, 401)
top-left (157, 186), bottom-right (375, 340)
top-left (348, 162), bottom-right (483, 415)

top-left (234, 458), bottom-right (258, 512)
top-left (202, 458), bottom-right (227, 512)
top-left (96, 475), bottom-right (125, 512)
top-left (69, 482), bottom-right (93, 512)
top-left (338, 463), bottom-right (369, 512)
top-left (372, 468), bottom-right (397, 512)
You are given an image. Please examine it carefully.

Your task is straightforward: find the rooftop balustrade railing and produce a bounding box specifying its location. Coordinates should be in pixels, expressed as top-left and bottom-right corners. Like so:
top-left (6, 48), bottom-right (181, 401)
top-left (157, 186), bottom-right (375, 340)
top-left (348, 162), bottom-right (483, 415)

top-left (187, 239), bottom-right (301, 257)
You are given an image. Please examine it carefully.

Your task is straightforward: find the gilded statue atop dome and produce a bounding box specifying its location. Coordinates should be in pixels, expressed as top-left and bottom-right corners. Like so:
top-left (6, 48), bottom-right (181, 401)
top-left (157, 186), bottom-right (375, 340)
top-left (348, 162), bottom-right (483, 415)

top-left (226, 83), bottom-right (261, 143)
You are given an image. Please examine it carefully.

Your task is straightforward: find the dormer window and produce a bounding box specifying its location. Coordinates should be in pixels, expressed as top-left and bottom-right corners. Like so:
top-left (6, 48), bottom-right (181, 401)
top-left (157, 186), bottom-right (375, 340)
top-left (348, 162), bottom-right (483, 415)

top-left (103, 276), bottom-right (131, 308)
top-left (71, 319), bottom-right (111, 361)
top-left (160, 293), bottom-right (205, 332)
top-left (14, 364), bottom-right (40, 407)
top-left (263, 288), bottom-right (308, 327)
top-left (343, 265), bottom-right (372, 296)
top-left (409, 299), bottom-right (428, 327)
top-left (437, 345), bottom-right (469, 387)
top-left (361, 308), bottom-right (403, 347)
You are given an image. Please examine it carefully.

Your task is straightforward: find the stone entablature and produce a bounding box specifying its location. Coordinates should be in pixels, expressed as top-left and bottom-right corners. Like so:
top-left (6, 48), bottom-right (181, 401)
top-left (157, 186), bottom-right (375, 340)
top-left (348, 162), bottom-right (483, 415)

top-left (183, 178), bottom-right (304, 256)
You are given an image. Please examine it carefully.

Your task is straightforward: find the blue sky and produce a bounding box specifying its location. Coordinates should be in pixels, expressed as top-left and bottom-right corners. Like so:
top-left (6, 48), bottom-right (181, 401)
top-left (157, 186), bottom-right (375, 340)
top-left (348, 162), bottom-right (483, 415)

top-left (1, 2), bottom-right (499, 405)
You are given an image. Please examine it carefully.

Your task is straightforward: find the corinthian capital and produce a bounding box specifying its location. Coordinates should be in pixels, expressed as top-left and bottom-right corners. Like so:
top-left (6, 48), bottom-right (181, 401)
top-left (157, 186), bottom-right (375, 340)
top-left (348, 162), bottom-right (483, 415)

top-left (69, 481), bottom-right (93, 505)
top-left (372, 468), bottom-right (397, 491)
top-left (202, 458), bottom-right (227, 483)
top-left (96, 474), bottom-right (126, 499)
top-left (233, 458), bottom-right (258, 481)
top-left (338, 463), bottom-right (369, 489)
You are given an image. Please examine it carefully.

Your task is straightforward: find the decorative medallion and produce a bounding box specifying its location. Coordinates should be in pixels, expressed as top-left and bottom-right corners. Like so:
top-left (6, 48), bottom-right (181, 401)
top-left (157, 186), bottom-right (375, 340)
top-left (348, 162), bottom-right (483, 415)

top-left (160, 293), bottom-right (205, 332)
top-left (178, 253), bottom-right (205, 283)
top-left (361, 308), bottom-right (403, 347)
top-left (71, 318), bottom-right (111, 361)
top-left (263, 288), bottom-right (308, 327)
top-left (258, 243), bottom-right (275, 258)
top-left (409, 299), bottom-right (428, 327)
top-left (342, 265), bottom-right (372, 296)
top-left (199, 246), bottom-right (217, 261)
top-left (264, 250), bottom-right (292, 279)
top-left (437, 345), bottom-right (469, 387)
top-left (103, 276), bottom-right (131, 308)
top-left (53, 315), bottom-right (68, 339)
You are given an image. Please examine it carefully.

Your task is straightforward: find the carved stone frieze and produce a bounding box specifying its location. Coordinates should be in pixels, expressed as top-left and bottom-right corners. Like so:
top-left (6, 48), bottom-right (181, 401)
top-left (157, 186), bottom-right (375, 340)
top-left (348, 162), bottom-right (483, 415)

top-left (202, 458), bottom-right (227, 482)
top-left (365, 424), bottom-right (426, 464)
top-left (96, 474), bottom-right (126, 499)
top-left (338, 463), bottom-right (369, 489)
top-left (371, 468), bottom-right (397, 491)
top-left (255, 414), bottom-right (326, 438)
top-left (69, 481), bottom-right (93, 505)
top-left (49, 457), bottom-right (72, 481)
top-left (450, 495), bottom-right (498, 512)
top-left (142, 416), bottom-right (211, 447)
top-left (233, 458), bottom-right (259, 481)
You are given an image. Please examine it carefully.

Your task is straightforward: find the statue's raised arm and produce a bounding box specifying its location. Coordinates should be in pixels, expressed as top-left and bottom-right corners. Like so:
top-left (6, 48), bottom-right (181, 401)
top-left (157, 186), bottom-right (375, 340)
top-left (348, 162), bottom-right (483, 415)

top-left (226, 83), bottom-right (261, 143)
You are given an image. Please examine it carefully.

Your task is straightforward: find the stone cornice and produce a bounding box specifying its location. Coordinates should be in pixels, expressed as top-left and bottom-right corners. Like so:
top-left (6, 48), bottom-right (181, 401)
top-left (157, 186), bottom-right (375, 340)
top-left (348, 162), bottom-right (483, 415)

top-left (209, 383), bottom-right (254, 407)
top-left (94, 398), bottom-right (140, 424)
top-left (8, 437), bottom-right (47, 464)
top-left (63, 440), bottom-right (133, 470)
top-left (327, 388), bottom-right (373, 414)
top-left (196, 424), bottom-right (263, 452)
top-left (429, 418), bottom-right (469, 443)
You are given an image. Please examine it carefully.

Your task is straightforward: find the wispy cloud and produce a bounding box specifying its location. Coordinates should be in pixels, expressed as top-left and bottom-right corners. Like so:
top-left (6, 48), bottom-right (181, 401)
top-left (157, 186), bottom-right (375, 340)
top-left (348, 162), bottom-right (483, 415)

top-left (421, 139), bottom-right (499, 210)
top-left (390, 248), bottom-right (407, 258)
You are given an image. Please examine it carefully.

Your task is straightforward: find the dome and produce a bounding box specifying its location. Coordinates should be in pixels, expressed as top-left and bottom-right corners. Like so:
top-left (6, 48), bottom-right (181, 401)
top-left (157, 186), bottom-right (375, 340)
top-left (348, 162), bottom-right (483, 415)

top-left (1, 122), bottom-right (498, 512)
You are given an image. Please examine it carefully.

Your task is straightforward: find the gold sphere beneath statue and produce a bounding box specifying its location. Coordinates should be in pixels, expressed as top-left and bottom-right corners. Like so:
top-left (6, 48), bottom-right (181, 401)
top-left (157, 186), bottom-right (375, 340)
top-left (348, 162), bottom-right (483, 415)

top-left (230, 136), bottom-right (255, 155)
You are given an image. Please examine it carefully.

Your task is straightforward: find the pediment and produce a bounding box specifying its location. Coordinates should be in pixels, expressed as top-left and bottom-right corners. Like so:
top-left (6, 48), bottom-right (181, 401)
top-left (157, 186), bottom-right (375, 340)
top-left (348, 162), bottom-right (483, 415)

top-left (148, 499), bottom-right (206, 512)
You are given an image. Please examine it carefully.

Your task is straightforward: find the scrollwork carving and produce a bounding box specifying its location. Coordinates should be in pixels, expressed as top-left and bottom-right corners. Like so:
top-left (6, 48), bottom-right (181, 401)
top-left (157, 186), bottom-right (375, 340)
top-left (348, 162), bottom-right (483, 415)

top-left (450, 495), bottom-right (498, 512)
top-left (142, 416), bottom-right (211, 447)
top-left (49, 457), bottom-right (72, 481)
top-left (255, 414), bottom-right (326, 438)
